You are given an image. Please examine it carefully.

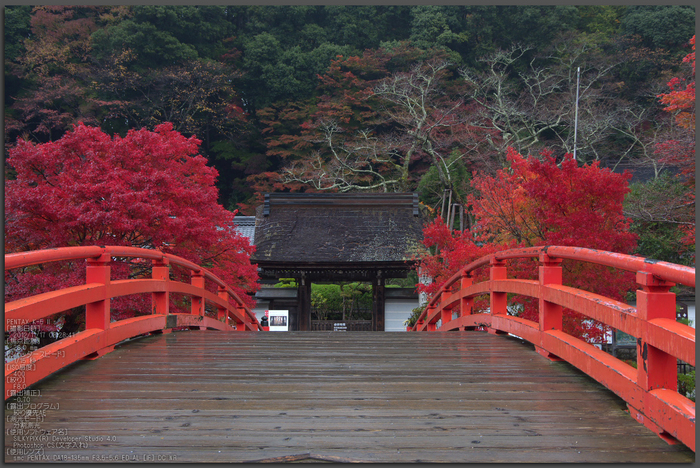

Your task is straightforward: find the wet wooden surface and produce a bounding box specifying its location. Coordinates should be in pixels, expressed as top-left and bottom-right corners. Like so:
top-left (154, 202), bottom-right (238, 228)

top-left (4, 331), bottom-right (695, 463)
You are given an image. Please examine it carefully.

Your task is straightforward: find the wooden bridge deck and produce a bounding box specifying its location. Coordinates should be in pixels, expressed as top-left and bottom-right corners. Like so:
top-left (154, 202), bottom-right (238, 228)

top-left (4, 331), bottom-right (694, 463)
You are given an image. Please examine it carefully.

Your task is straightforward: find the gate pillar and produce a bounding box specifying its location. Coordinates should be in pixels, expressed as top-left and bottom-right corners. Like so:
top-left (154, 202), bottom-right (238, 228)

top-left (297, 273), bottom-right (311, 331)
top-left (372, 270), bottom-right (385, 331)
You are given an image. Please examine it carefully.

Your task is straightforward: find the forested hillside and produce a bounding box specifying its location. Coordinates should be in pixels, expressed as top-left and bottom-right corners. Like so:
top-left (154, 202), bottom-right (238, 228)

top-left (4, 5), bottom-right (695, 264)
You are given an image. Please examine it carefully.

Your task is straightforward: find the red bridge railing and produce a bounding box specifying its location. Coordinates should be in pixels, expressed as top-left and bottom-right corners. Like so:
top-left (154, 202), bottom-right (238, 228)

top-left (5, 246), bottom-right (260, 400)
top-left (409, 246), bottom-right (695, 451)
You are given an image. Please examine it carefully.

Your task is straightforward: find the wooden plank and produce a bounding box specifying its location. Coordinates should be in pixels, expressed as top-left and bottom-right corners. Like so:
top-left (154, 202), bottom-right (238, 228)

top-left (4, 331), bottom-right (694, 463)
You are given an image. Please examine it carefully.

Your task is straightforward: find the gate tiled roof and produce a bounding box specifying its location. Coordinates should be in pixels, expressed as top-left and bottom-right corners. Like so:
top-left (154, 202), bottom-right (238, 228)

top-left (252, 193), bottom-right (425, 265)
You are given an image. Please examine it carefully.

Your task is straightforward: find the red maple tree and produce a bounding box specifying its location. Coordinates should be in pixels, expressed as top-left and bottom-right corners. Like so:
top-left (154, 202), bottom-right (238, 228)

top-left (5, 123), bottom-right (259, 343)
top-left (656, 35), bottom-right (695, 250)
top-left (417, 148), bottom-right (638, 342)
top-left (658, 36), bottom-right (695, 132)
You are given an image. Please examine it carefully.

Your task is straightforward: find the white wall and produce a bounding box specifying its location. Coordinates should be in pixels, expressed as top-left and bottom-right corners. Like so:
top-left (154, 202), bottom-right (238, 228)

top-left (385, 298), bottom-right (419, 332)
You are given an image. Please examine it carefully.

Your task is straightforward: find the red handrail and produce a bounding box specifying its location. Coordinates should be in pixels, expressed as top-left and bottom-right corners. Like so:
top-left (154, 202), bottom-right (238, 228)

top-left (5, 246), bottom-right (260, 400)
top-left (410, 246), bottom-right (695, 451)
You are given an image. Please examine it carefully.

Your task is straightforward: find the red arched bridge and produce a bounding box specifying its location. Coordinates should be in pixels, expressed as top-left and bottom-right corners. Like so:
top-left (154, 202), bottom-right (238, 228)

top-left (5, 246), bottom-right (260, 398)
top-left (4, 246), bottom-right (695, 463)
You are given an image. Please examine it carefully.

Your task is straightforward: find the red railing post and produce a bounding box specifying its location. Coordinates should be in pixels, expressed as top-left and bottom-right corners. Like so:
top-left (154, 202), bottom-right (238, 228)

top-left (635, 271), bottom-right (678, 392)
top-left (191, 270), bottom-right (205, 316)
top-left (538, 252), bottom-right (563, 331)
top-left (488, 258), bottom-right (507, 335)
top-left (440, 287), bottom-right (453, 329)
top-left (85, 253), bottom-right (111, 330)
top-left (536, 252), bottom-right (563, 360)
top-left (490, 258), bottom-right (507, 315)
top-left (459, 272), bottom-right (473, 321)
top-left (152, 258), bottom-right (170, 315)
top-left (237, 306), bottom-right (248, 331)
top-left (629, 270), bottom-right (680, 440)
top-left (426, 305), bottom-right (437, 331)
top-left (217, 286), bottom-right (228, 324)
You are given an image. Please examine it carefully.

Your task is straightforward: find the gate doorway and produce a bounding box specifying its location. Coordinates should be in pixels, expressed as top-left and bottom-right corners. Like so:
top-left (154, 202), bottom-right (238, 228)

top-left (251, 193), bottom-right (425, 331)
top-left (310, 282), bottom-right (372, 331)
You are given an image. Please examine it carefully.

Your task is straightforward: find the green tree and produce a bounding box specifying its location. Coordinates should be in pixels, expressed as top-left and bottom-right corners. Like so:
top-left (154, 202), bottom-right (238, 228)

top-left (311, 283), bottom-right (373, 321)
top-left (4, 5), bottom-right (33, 144)
top-left (453, 6), bottom-right (580, 66)
top-left (4, 6), bottom-right (32, 62)
top-left (239, 31), bottom-right (355, 112)
top-left (621, 6), bottom-right (696, 52)
top-left (90, 6), bottom-right (234, 69)
top-left (324, 6), bottom-right (412, 51)
top-left (409, 5), bottom-right (466, 55)
top-left (577, 5), bottom-right (626, 36)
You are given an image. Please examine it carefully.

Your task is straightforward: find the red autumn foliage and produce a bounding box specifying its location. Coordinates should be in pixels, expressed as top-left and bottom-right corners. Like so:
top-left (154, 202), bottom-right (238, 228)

top-left (658, 35), bottom-right (695, 131)
top-left (656, 35), bottom-right (695, 250)
top-left (5, 123), bottom-right (260, 334)
top-left (417, 148), bottom-right (638, 343)
top-left (5, 6), bottom-right (105, 143)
